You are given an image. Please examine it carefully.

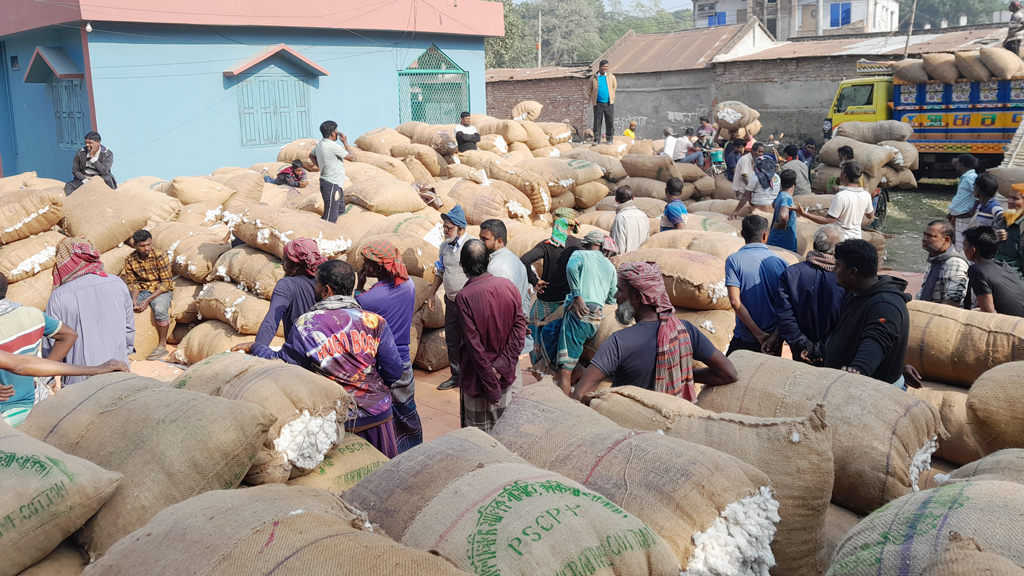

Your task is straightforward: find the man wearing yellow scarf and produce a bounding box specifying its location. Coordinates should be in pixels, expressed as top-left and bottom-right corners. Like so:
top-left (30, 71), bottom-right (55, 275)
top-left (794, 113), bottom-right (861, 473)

top-left (995, 183), bottom-right (1024, 280)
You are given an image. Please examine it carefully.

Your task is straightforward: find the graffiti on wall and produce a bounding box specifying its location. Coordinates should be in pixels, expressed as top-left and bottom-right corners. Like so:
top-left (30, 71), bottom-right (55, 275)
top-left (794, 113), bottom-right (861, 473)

top-left (665, 106), bottom-right (710, 125)
top-left (613, 115), bottom-right (648, 132)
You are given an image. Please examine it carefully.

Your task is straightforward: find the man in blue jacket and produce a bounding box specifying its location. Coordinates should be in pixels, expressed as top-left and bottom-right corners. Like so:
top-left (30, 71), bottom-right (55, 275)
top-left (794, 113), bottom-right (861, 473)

top-left (776, 224), bottom-right (845, 363)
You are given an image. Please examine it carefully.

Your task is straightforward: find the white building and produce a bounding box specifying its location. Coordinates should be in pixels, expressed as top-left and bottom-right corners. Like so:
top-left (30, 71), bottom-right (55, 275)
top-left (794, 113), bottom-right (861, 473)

top-left (695, 0), bottom-right (899, 41)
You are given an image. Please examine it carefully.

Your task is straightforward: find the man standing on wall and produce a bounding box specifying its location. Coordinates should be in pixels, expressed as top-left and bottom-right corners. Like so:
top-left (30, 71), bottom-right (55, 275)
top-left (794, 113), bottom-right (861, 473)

top-left (310, 120), bottom-right (355, 224)
top-left (588, 60), bottom-right (616, 144)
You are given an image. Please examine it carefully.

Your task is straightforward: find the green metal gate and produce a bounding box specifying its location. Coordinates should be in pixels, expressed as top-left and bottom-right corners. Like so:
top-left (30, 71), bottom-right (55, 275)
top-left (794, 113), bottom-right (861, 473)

top-left (398, 45), bottom-right (469, 124)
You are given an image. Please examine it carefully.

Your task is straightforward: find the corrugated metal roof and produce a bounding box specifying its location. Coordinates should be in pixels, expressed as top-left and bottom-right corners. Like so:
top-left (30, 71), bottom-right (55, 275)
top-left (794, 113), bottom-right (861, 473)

top-left (721, 25), bottom-right (1005, 62)
top-left (600, 25), bottom-right (749, 74)
top-left (485, 66), bottom-right (591, 82)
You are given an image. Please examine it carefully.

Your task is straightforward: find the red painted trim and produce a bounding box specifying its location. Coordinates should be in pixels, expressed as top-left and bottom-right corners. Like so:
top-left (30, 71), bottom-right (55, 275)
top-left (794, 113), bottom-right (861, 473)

top-left (224, 44), bottom-right (330, 77)
top-left (80, 26), bottom-right (98, 131)
top-left (22, 47), bottom-right (84, 82)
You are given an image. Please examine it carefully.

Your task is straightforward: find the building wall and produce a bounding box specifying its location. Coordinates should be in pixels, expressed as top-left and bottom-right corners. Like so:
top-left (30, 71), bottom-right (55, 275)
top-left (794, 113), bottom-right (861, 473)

top-left (485, 77), bottom-right (590, 134)
top-left (6, 24), bottom-right (487, 181)
top-left (610, 69), bottom-right (717, 140)
top-left (0, 27), bottom-right (91, 179)
top-left (714, 55), bottom-right (862, 144)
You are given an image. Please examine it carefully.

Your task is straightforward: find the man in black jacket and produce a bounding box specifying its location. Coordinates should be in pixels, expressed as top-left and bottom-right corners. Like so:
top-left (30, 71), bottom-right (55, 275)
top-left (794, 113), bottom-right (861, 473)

top-left (454, 112), bottom-right (480, 152)
top-left (805, 239), bottom-right (913, 389)
top-left (65, 131), bottom-right (117, 195)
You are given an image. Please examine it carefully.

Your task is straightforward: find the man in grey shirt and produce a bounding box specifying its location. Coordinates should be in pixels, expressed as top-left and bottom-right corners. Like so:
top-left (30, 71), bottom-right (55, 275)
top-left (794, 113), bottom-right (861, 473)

top-left (426, 205), bottom-right (474, 390)
top-left (310, 120), bottom-right (354, 223)
top-left (480, 219), bottom-right (533, 357)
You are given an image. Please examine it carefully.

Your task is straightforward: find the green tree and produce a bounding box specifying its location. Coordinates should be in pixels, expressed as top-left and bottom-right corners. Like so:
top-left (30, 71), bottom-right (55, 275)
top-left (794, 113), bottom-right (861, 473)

top-left (485, 0), bottom-right (536, 69)
top-left (895, 0), bottom-right (1003, 27)
top-left (522, 0), bottom-right (606, 65)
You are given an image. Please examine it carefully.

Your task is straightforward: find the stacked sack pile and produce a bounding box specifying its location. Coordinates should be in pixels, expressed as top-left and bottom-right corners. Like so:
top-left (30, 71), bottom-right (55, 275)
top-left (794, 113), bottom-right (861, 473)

top-left (891, 46), bottom-right (1024, 86)
top-left (812, 120), bottom-right (919, 194)
top-left (713, 100), bottom-right (764, 144)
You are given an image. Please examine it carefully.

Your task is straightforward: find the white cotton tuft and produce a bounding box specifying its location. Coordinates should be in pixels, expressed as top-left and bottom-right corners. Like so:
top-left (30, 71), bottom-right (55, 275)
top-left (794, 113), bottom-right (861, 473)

top-left (790, 431), bottom-right (800, 443)
top-left (700, 320), bottom-right (717, 335)
top-left (717, 108), bottom-right (744, 124)
top-left (708, 280), bottom-right (728, 304)
top-left (909, 436), bottom-right (939, 492)
top-left (273, 410), bottom-right (341, 471)
top-left (933, 473), bottom-right (950, 485)
top-left (683, 486), bottom-right (780, 576)
top-left (424, 222), bottom-right (445, 249)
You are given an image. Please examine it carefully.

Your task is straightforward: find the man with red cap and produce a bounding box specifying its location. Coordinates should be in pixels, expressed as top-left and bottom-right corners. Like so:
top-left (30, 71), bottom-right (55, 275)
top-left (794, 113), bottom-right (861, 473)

top-left (573, 261), bottom-right (738, 401)
top-left (356, 239), bottom-right (420, 453)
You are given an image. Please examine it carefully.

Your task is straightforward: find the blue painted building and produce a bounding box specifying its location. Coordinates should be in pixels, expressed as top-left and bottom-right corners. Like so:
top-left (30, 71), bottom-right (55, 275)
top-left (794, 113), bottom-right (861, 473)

top-left (0, 0), bottom-right (504, 181)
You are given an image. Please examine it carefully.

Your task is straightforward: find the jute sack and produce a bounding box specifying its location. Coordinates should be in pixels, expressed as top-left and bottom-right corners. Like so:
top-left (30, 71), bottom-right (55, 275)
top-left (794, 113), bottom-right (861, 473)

top-left (478, 118), bottom-right (529, 143)
top-left (61, 179), bottom-right (180, 252)
top-left (491, 384), bottom-right (778, 574)
top-left (712, 174), bottom-right (736, 199)
top-left (590, 141), bottom-right (632, 158)
top-left (905, 300), bottom-right (1024, 387)
top-left (835, 120), bottom-right (914, 144)
top-left (826, 481), bottom-right (1024, 576)
top-left (221, 171), bottom-right (265, 207)
top-left (536, 122), bottom-right (574, 145)
top-left (550, 190), bottom-right (576, 210)
top-left (485, 158), bottom-right (552, 213)
top-left (693, 174), bottom-right (716, 196)
top-left (82, 485), bottom-right (474, 576)
top-left (172, 320), bottom-right (283, 365)
top-left (980, 46), bottom-right (1024, 79)
top-left (148, 222), bottom-right (230, 283)
top-left (212, 245), bottom-right (283, 299)
top-left (820, 505), bottom-right (864, 571)
top-left (0, 421), bottom-right (121, 575)
top-left (820, 137), bottom-right (895, 177)
top-left (99, 245), bottom-right (133, 277)
top-left (348, 233), bottom-right (436, 283)
top-left (573, 181), bottom-right (610, 208)
top-left (360, 212), bottom-right (444, 245)
top-left (227, 203), bottom-right (354, 259)
top-left (345, 161), bottom-right (394, 184)
top-left (0, 230), bottom-right (64, 283)
top-left (631, 139), bottom-right (655, 155)
top-left (967, 362), bottom-right (1024, 454)
top-left (352, 150), bottom-right (416, 182)
top-left (879, 140), bottom-right (920, 170)
top-left (511, 100), bottom-right (543, 121)
top-left (402, 157), bottom-right (434, 184)
top-left (589, 386), bottom-right (834, 576)
top-left (414, 327), bottom-right (448, 371)
top-left (923, 53), bottom-right (961, 83)
top-left (516, 157), bottom-right (578, 195)
top-left (891, 59), bottom-right (930, 84)
top-left (459, 148), bottom-right (507, 170)
top-left (0, 188), bottom-right (63, 245)
top-left (396, 120), bottom-right (426, 138)
top-left (565, 158), bottom-right (606, 185)
top-left (987, 166), bottom-right (1024, 195)
top-left (173, 352), bottom-right (353, 484)
top-left (880, 166), bottom-right (918, 189)
top-left (954, 51), bottom-right (994, 81)
top-left (0, 171), bottom-right (37, 195)
top-left (517, 120), bottom-right (551, 150)
top-left (129, 308), bottom-right (174, 361)
top-left (618, 248), bottom-right (730, 311)
top-left (478, 133), bottom-right (509, 154)
top-left (333, 209), bottom-right (389, 245)
top-left (939, 449), bottom-right (1024, 486)
top-left (562, 148), bottom-right (627, 181)
top-left (698, 351), bottom-right (947, 516)
top-left (617, 176), bottom-right (687, 199)
top-left (680, 213), bottom-right (740, 234)
top-left (620, 154), bottom-right (683, 182)
top-left (175, 201), bottom-right (223, 227)
top-left (17, 540), bottom-right (88, 576)
top-left (813, 165), bottom-right (843, 192)
top-left (410, 124), bottom-right (458, 155)
top-left (689, 198), bottom-right (754, 217)
top-left (345, 427), bottom-right (682, 576)
top-left (448, 180), bottom-right (522, 224)
top-left (907, 381), bottom-right (983, 465)
top-left (193, 282), bottom-right (273, 336)
top-left (391, 143), bottom-right (448, 177)
top-left (166, 176), bottom-right (235, 205)
top-left (286, 433), bottom-right (388, 493)
top-left (250, 161), bottom-right (289, 175)
top-left (640, 229), bottom-right (744, 260)
top-left (596, 196), bottom-right (666, 216)
top-left (277, 138), bottom-right (318, 170)
top-left (346, 176), bottom-right (426, 215)
top-left (485, 180), bottom-right (534, 218)
top-left (922, 533), bottom-right (1024, 576)
top-left (169, 277), bottom-right (202, 324)
top-left (716, 101), bottom-right (758, 131)
top-left (19, 374), bottom-right (275, 558)
top-left (6, 271), bottom-right (52, 310)
top-left (355, 126), bottom-right (410, 155)
top-left (675, 308), bottom-right (735, 355)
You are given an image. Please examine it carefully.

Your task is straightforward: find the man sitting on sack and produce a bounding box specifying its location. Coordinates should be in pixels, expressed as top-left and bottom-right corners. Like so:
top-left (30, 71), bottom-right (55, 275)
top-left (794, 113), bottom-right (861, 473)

top-left (64, 131), bottom-right (116, 195)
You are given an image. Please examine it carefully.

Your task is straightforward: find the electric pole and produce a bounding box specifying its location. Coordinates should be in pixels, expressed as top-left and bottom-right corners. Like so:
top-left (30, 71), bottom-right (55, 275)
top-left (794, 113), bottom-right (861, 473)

top-left (903, 0), bottom-right (918, 58)
top-left (537, 10), bottom-right (542, 67)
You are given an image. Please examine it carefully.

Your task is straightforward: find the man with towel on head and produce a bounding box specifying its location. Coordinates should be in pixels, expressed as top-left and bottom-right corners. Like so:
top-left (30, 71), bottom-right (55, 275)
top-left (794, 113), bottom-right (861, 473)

top-left (573, 261), bottom-right (737, 402)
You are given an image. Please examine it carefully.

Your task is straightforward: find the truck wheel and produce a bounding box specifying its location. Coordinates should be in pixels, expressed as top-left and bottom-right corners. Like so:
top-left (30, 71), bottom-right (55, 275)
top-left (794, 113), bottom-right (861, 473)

top-left (868, 191), bottom-right (887, 231)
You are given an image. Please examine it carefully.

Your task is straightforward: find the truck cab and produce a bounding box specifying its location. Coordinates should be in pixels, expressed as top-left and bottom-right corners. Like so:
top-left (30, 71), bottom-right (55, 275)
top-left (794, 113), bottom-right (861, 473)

top-left (823, 77), bottom-right (893, 137)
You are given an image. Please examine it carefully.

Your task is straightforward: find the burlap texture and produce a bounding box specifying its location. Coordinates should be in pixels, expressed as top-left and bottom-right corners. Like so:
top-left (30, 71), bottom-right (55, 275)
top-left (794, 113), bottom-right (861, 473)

top-left (827, 482), bottom-right (1024, 576)
top-left (0, 171), bottom-right (38, 195)
top-left (212, 246), bottom-right (284, 300)
top-left (175, 201), bottom-right (224, 227)
top-left (908, 381), bottom-right (983, 465)
top-left (819, 504), bottom-right (864, 572)
top-left (0, 188), bottom-right (63, 245)
top-left (967, 362), bottom-right (1024, 454)
top-left (698, 351), bottom-right (947, 516)
top-left (166, 176), bottom-right (235, 205)
top-left (5, 270), bottom-right (51, 309)
top-left (129, 308), bottom-right (174, 361)
top-left (941, 449), bottom-right (1024, 487)
top-left (81, 485), bottom-right (474, 576)
top-left (0, 230), bottom-right (65, 283)
top-left (286, 434), bottom-right (388, 493)
top-left (517, 120), bottom-right (551, 149)
top-left (980, 46), bottom-right (1024, 79)
top-left (954, 51), bottom-right (994, 82)
top-left (414, 327), bottom-right (449, 371)
top-left (173, 352), bottom-right (352, 484)
top-left (396, 121), bottom-right (426, 138)
top-left (478, 118), bottom-right (530, 143)
top-left (640, 230), bottom-right (745, 260)
top-left (355, 126), bottom-right (410, 155)
top-left (516, 157), bottom-right (578, 196)
top-left (891, 59), bottom-right (930, 84)
top-left (227, 203), bottom-right (353, 259)
top-left (573, 181), bottom-right (611, 209)
top-left (905, 300), bottom-right (1024, 387)
top-left (820, 137), bottom-right (895, 177)
top-left (490, 384), bottom-right (772, 570)
top-left (19, 374), bottom-right (274, 558)
top-left (484, 158), bottom-right (552, 213)
top-left (0, 421), bottom-right (122, 575)
top-left (347, 233), bottom-right (437, 283)
top-left (148, 222), bottom-right (230, 283)
top-left (193, 282), bottom-right (273, 336)
top-left (589, 386), bottom-right (833, 576)
top-left (351, 150), bottom-right (416, 182)
top-left (276, 138), bottom-right (318, 170)
top-left (345, 176), bottom-right (426, 215)
top-left (562, 149), bottom-right (627, 181)
top-left (99, 245), bottom-right (134, 277)
top-left (172, 320), bottom-right (283, 365)
top-left (922, 533), bottom-right (1024, 576)
top-left (391, 143), bottom-right (448, 177)
top-left (61, 179), bottom-right (180, 252)
top-left (16, 540), bottom-right (88, 576)
top-left (715, 101), bottom-right (759, 131)
top-left (922, 53), bottom-right (961, 83)
top-left (511, 100), bottom-right (543, 121)
top-left (617, 248), bottom-right (731, 311)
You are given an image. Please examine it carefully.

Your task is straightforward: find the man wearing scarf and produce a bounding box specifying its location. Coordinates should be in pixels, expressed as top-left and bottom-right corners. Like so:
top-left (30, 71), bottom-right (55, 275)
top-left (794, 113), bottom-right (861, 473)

top-left (731, 143), bottom-right (779, 218)
top-left (916, 221), bottom-right (968, 307)
top-left (573, 262), bottom-right (737, 402)
top-left (426, 205), bottom-right (474, 391)
top-left (995, 182), bottom-right (1024, 279)
top-left (776, 224), bottom-right (846, 364)
top-left (46, 236), bottom-right (134, 386)
top-left (239, 260), bottom-right (404, 457)
top-left (538, 231), bottom-right (618, 395)
top-left (355, 239), bottom-right (420, 453)
top-left (520, 218), bottom-right (583, 368)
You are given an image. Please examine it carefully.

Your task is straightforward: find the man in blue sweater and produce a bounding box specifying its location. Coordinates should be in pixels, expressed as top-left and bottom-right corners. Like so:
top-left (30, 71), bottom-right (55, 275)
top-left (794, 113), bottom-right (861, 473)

top-left (776, 224), bottom-right (845, 363)
top-left (587, 60), bottom-right (617, 143)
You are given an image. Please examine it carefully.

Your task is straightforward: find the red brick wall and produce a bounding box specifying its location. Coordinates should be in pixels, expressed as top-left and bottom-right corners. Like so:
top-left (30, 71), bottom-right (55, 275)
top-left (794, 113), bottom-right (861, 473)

top-left (486, 77), bottom-right (591, 132)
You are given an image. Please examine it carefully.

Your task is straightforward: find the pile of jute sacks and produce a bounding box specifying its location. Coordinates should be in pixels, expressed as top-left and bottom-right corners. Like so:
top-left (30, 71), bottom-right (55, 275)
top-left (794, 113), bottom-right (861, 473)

top-left (891, 46), bottom-right (1024, 84)
top-left (3, 308), bottom-right (1022, 576)
top-left (813, 120), bottom-right (920, 193)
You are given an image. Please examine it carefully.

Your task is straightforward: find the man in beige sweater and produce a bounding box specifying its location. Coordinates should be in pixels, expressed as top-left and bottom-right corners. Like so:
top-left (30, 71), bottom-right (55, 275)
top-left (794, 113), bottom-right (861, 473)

top-left (588, 60), bottom-right (617, 143)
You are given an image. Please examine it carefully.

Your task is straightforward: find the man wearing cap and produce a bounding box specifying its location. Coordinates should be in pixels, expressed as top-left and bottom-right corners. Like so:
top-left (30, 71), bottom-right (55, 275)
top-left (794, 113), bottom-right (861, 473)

top-left (538, 231), bottom-right (618, 395)
top-left (520, 218), bottom-right (584, 369)
top-left (573, 261), bottom-right (737, 401)
top-left (356, 238), bottom-right (420, 453)
top-left (426, 205), bottom-right (475, 391)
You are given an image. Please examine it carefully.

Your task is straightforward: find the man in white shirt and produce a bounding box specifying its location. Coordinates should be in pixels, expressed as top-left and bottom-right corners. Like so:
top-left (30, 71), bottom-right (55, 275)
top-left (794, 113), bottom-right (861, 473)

top-left (795, 161), bottom-right (875, 240)
top-left (731, 143), bottom-right (758, 198)
top-left (610, 185), bottom-right (650, 254)
top-left (1006, 0), bottom-right (1024, 55)
top-left (310, 120), bottom-right (354, 223)
top-left (660, 128), bottom-right (677, 158)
